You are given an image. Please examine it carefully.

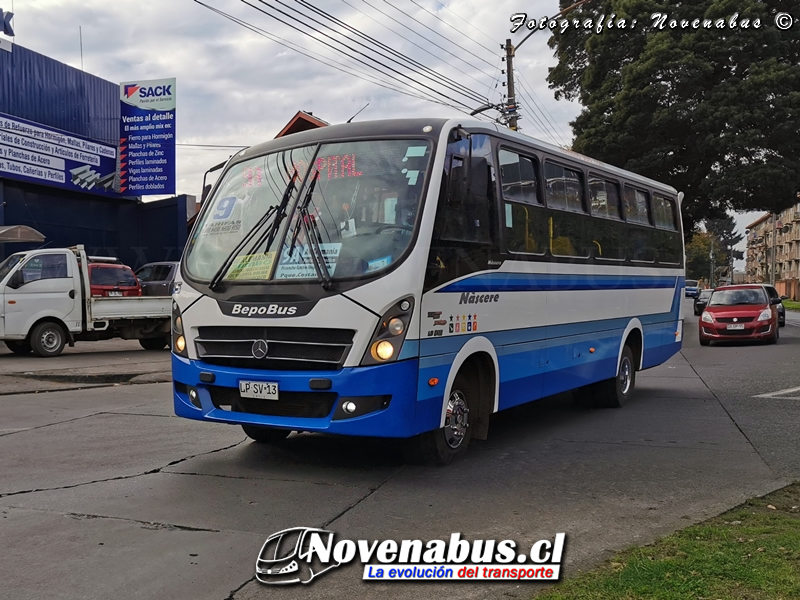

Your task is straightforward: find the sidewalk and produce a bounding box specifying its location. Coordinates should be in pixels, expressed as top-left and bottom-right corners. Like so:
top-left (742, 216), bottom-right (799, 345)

top-left (0, 339), bottom-right (172, 394)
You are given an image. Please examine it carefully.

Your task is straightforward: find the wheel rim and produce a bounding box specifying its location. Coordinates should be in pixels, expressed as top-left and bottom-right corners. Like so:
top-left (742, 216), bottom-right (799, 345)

top-left (40, 329), bottom-right (62, 353)
top-left (444, 390), bottom-right (469, 449)
top-left (619, 357), bottom-right (632, 395)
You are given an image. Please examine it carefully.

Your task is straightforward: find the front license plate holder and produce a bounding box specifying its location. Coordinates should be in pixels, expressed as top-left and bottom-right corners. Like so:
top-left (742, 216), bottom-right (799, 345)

top-left (727, 324), bottom-right (745, 330)
top-left (239, 380), bottom-right (279, 400)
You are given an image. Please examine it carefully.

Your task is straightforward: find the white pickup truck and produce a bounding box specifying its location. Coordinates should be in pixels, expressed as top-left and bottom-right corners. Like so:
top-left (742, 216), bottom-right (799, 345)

top-left (0, 245), bottom-right (172, 357)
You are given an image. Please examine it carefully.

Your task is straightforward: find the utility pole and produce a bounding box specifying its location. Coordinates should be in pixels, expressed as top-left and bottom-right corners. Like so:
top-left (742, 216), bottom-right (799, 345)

top-left (709, 238), bottom-right (715, 288)
top-left (505, 39), bottom-right (518, 131)
top-left (502, 0), bottom-right (594, 131)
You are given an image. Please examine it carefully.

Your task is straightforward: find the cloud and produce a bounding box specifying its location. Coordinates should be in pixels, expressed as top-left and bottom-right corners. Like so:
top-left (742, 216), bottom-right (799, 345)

top-left (11, 0), bottom-right (579, 199)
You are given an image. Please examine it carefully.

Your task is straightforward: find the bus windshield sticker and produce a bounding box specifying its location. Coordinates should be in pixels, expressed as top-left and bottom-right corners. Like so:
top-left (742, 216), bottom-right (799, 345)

top-left (275, 243), bottom-right (341, 280)
top-left (226, 252), bottom-right (276, 280)
top-left (404, 170), bottom-right (420, 185)
top-left (366, 256), bottom-right (392, 273)
top-left (340, 218), bottom-right (357, 239)
top-left (403, 146), bottom-right (427, 160)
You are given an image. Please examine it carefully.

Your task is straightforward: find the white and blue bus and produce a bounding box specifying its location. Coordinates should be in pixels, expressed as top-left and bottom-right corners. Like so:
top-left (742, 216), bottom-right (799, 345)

top-left (172, 118), bottom-right (685, 464)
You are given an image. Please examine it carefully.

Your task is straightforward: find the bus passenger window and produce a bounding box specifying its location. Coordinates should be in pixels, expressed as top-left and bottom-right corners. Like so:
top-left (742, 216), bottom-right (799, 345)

top-left (545, 163), bottom-right (585, 213)
top-left (624, 187), bottom-right (652, 225)
top-left (499, 149), bottom-right (540, 205)
top-left (505, 202), bottom-right (546, 255)
top-left (652, 195), bottom-right (677, 230)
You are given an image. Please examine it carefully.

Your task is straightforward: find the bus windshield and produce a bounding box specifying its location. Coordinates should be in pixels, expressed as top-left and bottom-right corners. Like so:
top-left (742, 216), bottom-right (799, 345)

top-left (185, 139), bottom-right (433, 284)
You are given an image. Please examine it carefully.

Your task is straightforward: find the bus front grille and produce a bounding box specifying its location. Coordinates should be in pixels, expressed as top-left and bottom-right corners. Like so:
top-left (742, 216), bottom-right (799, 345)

top-left (195, 326), bottom-right (355, 371)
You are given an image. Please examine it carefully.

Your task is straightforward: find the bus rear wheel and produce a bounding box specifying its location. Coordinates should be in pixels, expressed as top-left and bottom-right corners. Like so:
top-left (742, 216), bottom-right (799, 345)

top-left (242, 424), bottom-right (291, 444)
top-left (406, 372), bottom-right (474, 466)
top-left (595, 345), bottom-right (635, 408)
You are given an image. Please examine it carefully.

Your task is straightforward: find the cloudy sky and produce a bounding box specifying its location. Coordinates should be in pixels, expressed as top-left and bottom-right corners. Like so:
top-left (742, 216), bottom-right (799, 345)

top-left (8, 0), bottom-right (762, 265)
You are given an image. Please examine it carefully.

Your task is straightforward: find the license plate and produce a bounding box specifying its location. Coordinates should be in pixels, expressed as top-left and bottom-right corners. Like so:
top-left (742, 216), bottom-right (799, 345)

top-left (108, 291), bottom-right (123, 297)
top-left (727, 324), bottom-right (745, 330)
top-left (239, 380), bottom-right (279, 400)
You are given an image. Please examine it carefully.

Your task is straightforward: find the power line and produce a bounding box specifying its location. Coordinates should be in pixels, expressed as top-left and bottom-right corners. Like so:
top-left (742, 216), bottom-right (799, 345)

top-left (359, 0), bottom-right (494, 79)
top-left (194, 1), bottom-right (493, 119)
top-left (515, 74), bottom-right (566, 147)
top-left (516, 70), bottom-right (572, 146)
top-left (381, 0), bottom-right (497, 69)
top-left (431, 0), bottom-right (498, 47)
top-left (292, 0), bottom-right (488, 105)
top-left (407, 0), bottom-right (497, 56)
top-left (338, 0), bottom-right (493, 93)
top-left (195, 1), bottom-right (467, 112)
top-left (246, 0), bottom-right (476, 110)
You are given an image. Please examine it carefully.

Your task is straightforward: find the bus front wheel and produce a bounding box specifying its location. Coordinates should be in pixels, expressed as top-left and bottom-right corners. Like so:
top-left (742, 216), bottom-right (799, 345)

top-left (242, 424), bottom-right (291, 444)
top-left (407, 372), bottom-right (474, 466)
top-left (596, 345), bottom-right (635, 408)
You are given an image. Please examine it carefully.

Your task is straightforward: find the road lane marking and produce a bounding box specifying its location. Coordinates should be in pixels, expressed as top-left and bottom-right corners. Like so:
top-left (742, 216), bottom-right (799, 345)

top-left (754, 385), bottom-right (800, 399)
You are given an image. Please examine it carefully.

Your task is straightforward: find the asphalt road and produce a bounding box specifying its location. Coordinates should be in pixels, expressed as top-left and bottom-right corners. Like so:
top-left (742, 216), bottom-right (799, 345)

top-left (1, 300), bottom-right (798, 600)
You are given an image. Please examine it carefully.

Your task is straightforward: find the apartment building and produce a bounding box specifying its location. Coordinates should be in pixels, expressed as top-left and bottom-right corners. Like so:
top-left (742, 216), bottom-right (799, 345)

top-left (745, 202), bottom-right (800, 299)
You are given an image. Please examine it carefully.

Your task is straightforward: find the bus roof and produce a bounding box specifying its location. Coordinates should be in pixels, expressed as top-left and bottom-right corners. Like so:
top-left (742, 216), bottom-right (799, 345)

top-left (235, 117), bottom-right (679, 197)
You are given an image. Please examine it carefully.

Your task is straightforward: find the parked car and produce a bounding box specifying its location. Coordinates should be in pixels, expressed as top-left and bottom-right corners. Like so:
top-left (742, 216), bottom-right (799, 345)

top-left (135, 261), bottom-right (179, 296)
top-left (685, 279), bottom-right (700, 298)
top-left (759, 284), bottom-right (788, 327)
top-left (88, 262), bottom-right (142, 297)
top-left (699, 285), bottom-right (780, 346)
top-left (693, 288), bottom-right (714, 315)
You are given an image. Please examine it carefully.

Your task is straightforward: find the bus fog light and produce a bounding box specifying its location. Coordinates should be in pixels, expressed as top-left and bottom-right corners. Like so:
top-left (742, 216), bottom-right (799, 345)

top-left (188, 388), bottom-right (201, 408)
top-left (372, 341), bottom-right (394, 361)
top-left (388, 318), bottom-right (404, 336)
top-left (343, 401), bottom-right (358, 414)
top-left (175, 336), bottom-right (186, 353)
top-left (400, 300), bottom-right (411, 311)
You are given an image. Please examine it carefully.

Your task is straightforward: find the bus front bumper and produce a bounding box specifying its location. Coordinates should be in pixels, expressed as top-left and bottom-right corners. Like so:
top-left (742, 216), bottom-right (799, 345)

top-left (172, 355), bottom-right (423, 438)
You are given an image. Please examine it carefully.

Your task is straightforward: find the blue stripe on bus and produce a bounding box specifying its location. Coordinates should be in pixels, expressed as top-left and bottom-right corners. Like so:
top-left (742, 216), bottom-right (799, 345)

top-left (417, 312), bottom-right (677, 357)
top-left (436, 273), bottom-right (678, 294)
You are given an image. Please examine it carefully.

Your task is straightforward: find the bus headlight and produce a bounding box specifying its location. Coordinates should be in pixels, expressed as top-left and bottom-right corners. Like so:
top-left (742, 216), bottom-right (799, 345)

top-left (172, 301), bottom-right (188, 358)
top-left (361, 297), bottom-right (414, 366)
top-left (371, 341), bottom-right (395, 361)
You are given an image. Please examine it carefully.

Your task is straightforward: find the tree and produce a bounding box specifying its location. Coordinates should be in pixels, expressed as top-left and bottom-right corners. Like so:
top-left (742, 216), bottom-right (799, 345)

top-left (705, 213), bottom-right (744, 271)
top-left (546, 0), bottom-right (800, 235)
top-left (685, 231), bottom-right (725, 282)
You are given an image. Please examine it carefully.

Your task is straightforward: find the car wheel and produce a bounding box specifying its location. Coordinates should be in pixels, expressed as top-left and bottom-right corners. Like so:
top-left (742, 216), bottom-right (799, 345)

top-left (595, 345), bottom-right (635, 408)
top-left (699, 338), bottom-right (711, 346)
top-left (405, 371), bottom-right (474, 465)
top-left (5, 340), bottom-right (32, 355)
top-left (30, 322), bottom-right (67, 358)
top-left (242, 424), bottom-right (292, 444)
top-left (139, 337), bottom-right (169, 351)
top-left (768, 326), bottom-right (779, 345)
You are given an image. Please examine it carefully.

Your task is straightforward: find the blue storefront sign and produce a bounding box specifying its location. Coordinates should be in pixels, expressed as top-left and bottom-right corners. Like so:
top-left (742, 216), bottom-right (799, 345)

top-left (0, 111), bottom-right (120, 196)
top-left (119, 77), bottom-right (176, 195)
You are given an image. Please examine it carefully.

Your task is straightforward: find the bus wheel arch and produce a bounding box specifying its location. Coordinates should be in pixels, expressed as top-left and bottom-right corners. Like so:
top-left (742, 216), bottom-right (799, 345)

top-left (618, 319), bottom-right (644, 372)
top-left (440, 337), bottom-right (498, 441)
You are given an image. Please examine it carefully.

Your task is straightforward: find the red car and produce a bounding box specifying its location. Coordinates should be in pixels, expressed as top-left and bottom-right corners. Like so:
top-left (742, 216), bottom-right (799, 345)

top-left (88, 262), bottom-right (142, 297)
top-left (699, 285), bottom-right (779, 346)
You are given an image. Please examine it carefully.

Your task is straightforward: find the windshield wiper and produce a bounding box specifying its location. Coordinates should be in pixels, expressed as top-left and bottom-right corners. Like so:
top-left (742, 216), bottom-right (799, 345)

top-left (286, 177), bottom-right (331, 290)
top-left (208, 170), bottom-right (298, 291)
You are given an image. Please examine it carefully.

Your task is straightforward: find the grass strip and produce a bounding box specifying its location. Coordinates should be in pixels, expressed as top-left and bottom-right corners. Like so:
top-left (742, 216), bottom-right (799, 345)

top-left (536, 483), bottom-right (800, 600)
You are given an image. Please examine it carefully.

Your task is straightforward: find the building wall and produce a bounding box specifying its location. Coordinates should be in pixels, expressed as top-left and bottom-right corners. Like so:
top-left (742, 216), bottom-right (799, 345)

top-left (0, 179), bottom-right (189, 268)
top-left (745, 203), bottom-right (800, 299)
top-left (0, 44), bottom-right (119, 143)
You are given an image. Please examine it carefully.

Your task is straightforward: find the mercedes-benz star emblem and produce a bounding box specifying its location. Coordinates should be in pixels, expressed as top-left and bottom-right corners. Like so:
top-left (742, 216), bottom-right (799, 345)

top-left (252, 339), bottom-right (269, 360)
